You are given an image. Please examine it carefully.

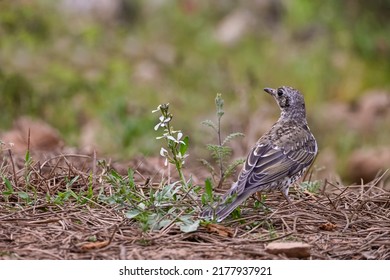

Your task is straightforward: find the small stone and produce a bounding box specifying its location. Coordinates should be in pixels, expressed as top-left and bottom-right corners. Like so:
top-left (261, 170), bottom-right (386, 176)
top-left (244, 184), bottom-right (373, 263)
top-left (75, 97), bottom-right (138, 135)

top-left (265, 242), bottom-right (311, 258)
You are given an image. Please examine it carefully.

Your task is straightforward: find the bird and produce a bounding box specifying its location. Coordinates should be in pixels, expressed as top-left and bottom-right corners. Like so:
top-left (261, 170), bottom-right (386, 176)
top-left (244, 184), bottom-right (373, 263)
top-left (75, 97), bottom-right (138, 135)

top-left (200, 86), bottom-right (318, 222)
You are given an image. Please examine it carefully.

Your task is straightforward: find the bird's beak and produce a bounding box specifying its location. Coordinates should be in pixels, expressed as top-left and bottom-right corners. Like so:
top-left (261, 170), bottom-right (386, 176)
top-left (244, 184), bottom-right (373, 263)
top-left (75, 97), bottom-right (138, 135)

top-left (264, 87), bottom-right (275, 96)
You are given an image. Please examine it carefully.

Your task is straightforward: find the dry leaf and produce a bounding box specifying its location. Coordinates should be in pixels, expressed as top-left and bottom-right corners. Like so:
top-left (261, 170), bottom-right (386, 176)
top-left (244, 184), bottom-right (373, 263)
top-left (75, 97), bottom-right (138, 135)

top-left (205, 224), bottom-right (234, 237)
top-left (80, 240), bottom-right (110, 250)
top-left (319, 222), bottom-right (337, 231)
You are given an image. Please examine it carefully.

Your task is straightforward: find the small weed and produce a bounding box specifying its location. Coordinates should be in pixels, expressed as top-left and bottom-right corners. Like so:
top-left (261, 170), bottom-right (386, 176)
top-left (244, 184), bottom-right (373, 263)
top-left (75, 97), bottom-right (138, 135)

top-left (99, 105), bottom-right (201, 232)
top-left (1, 176), bottom-right (13, 202)
top-left (199, 94), bottom-right (245, 220)
top-left (51, 189), bottom-right (75, 205)
top-left (98, 164), bottom-right (144, 207)
top-left (123, 180), bottom-right (199, 232)
top-left (264, 220), bottom-right (277, 239)
top-left (88, 235), bottom-right (97, 242)
top-left (200, 178), bottom-right (214, 205)
top-left (300, 180), bottom-right (322, 193)
top-left (201, 93), bottom-right (245, 188)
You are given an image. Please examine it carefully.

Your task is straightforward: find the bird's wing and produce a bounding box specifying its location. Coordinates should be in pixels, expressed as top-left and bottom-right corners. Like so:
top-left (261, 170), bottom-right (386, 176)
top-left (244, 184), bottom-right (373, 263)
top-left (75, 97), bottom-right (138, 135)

top-left (234, 130), bottom-right (317, 196)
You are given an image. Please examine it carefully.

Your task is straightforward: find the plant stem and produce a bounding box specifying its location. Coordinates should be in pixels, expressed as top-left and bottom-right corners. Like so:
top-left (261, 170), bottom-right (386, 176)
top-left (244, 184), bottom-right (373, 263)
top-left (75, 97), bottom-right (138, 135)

top-left (215, 94), bottom-right (225, 186)
top-left (166, 121), bottom-right (187, 189)
top-left (217, 112), bottom-right (224, 183)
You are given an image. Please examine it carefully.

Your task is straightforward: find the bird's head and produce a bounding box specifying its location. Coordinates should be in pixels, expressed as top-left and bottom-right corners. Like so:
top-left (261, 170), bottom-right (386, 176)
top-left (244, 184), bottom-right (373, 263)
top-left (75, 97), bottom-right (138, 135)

top-left (264, 86), bottom-right (306, 120)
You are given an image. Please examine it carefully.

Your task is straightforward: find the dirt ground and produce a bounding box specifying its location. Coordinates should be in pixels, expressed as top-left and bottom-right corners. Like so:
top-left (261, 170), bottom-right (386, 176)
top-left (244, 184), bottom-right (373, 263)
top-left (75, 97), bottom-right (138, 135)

top-left (1, 151), bottom-right (389, 260)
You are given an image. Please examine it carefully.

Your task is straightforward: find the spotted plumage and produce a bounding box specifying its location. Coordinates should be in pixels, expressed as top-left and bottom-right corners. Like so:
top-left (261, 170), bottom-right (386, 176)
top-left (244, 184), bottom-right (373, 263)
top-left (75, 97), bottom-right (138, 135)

top-left (200, 86), bottom-right (318, 222)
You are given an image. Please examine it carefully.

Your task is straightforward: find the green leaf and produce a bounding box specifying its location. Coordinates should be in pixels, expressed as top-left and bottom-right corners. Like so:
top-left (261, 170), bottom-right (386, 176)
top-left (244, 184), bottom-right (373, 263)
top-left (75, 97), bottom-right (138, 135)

top-left (69, 189), bottom-right (79, 200)
top-left (18, 192), bottom-right (30, 200)
top-left (300, 180), bottom-right (321, 193)
top-left (2, 177), bottom-right (13, 192)
top-left (2, 190), bottom-right (13, 196)
top-left (25, 149), bottom-right (31, 163)
top-left (199, 159), bottom-right (215, 175)
top-left (147, 213), bottom-right (161, 230)
top-left (207, 144), bottom-right (232, 162)
top-left (180, 220), bottom-right (200, 233)
top-left (201, 193), bottom-right (207, 204)
top-left (88, 235), bottom-right (97, 242)
top-left (222, 132), bottom-right (245, 146)
top-left (127, 168), bottom-right (135, 188)
top-left (158, 219), bottom-right (172, 229)
top-left (66, 176), bottom-right (79, 188)
top-left (205, 178), bottom-right (213, 198)
top-left (138, 202), bottom-right (146, 210)
top-left (110, 169), bottom-right (121, 180)
top-left (179, 136), bottom-right (189, 155)
top-left (231, 207), bottom-right (241, 220)
top-left (223, 158), bottom-right (245, 180)
top-left (125, 209), bottom-right (141, 219)
top-left (201, 120), bottom-right (217, 131)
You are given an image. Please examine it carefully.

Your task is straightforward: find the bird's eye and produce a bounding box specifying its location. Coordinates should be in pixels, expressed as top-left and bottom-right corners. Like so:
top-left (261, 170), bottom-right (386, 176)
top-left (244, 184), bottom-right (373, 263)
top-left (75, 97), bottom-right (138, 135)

top-left (277, 89), bottom-right (283, 97)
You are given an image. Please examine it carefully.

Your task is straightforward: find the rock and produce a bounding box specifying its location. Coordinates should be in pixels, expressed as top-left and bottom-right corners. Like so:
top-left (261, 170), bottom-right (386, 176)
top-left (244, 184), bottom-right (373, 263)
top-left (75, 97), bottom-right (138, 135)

top-left (347, 147), bottom-right (390, 183)
top-left (265, 242), bottom-right (311, 258)
top-left (353, 90), bottom-right (390, 133)
top-left (318, 90), bottom-right (390, 133)
top-left (358, 90), bottom-right (390, 117)
top-left (1, 116), bottom-right (64, 153)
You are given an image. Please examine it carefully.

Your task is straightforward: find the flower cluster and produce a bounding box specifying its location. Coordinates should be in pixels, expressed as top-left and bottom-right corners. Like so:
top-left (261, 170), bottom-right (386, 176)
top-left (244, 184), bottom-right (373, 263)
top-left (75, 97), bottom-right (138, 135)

top-left (153, 104), bottom-right (189, 185)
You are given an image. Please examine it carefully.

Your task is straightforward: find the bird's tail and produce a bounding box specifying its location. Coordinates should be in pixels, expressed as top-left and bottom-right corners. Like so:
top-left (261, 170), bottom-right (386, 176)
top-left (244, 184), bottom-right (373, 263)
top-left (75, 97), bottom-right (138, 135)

top-left (199, 184), bottom-right (253, 222)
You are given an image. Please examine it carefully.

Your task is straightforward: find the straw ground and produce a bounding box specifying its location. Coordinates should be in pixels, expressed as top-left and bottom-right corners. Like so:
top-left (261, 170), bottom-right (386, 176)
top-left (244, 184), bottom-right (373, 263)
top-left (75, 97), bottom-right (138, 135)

top-left (0, 151), bottom-right (389, 260)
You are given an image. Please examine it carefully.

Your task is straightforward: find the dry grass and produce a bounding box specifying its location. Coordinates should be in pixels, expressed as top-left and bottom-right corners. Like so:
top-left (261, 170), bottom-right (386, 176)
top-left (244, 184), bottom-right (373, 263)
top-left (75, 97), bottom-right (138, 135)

top-left (1, 150), bottom-right (389, 260)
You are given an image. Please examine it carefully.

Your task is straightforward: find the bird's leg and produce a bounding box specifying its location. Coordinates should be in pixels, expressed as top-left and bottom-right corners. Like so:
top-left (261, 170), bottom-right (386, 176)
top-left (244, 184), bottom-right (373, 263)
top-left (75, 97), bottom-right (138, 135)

top-left (281, 188), bottom-right (292, 204)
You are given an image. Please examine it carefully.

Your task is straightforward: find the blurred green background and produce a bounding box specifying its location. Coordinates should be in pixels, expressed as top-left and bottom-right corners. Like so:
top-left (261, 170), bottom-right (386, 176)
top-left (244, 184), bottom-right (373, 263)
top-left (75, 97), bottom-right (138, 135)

top-left (1, 0), bottom-right (390, 182)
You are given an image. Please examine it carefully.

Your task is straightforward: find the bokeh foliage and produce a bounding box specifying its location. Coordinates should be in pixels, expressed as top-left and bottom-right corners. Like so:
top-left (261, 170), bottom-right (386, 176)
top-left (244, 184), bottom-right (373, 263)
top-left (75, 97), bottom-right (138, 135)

top-left (1, 0), bottom-right (389, 178)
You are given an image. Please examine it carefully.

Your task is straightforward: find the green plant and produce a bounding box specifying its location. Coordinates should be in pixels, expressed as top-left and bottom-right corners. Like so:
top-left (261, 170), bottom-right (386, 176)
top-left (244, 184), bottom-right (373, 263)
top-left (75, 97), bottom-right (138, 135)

top-left (299, 180), bottom-right (322, 193)
top-left (124, 180), bottom-right (199, 232)
top-left (99, 104), bottom-right (200, 232)
top-left (99, 165), bottom-right (200, 233)
top-left (153, 103), bottom-right (190, 189)
top-left (201, 93), bottom-right (245, 189)
top-left (198, 94), bottom-right (247, 222)
top-left (200, 177), bottom-right (214, 205)
top-left (1, 176), bottom-right (14, 203)
top-left (264, 220), bottom-right (277, 239)
top-left (23, 130), bottom-right (33, 188)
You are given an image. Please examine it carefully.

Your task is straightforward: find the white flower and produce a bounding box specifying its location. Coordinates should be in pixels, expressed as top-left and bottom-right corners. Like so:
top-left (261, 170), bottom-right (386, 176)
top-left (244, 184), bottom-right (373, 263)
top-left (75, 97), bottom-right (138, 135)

top-left (159, 147), bottom-right (169, 166)
top-left (166, 131), bottom-right (185, 144)
top-left (154, 116), bottom-right (164, 130)
top-left (152, 105), bottom-right (162, 113)
top-left (160, 147), bottom-right (168, 157)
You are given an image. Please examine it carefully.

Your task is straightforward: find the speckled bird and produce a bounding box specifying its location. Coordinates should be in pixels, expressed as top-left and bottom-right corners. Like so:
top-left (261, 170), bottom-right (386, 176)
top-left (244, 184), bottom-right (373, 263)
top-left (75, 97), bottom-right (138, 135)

top-left (200, 86), bottom-right (318, 222)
